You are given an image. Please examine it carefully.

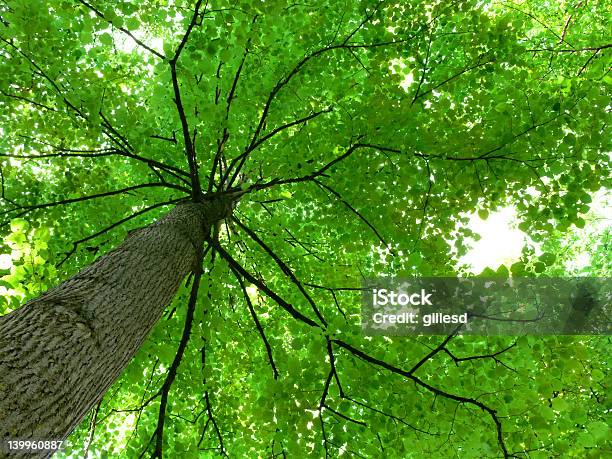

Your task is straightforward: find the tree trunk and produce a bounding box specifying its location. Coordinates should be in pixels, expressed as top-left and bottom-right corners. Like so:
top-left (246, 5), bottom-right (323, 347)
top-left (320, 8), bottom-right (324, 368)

top-left (0, 201), bottom-right (220, 458)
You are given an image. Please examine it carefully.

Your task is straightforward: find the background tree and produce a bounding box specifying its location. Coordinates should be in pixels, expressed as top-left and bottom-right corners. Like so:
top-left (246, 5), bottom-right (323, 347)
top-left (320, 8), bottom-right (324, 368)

top-left (0, 0), bottom-right (609, 457)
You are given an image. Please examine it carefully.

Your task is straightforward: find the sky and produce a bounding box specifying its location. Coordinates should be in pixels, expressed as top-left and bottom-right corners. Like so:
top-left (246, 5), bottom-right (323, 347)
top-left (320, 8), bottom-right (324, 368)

top-left (458, 189), bottom-right (611, 274)
top-left (458, 207), bottom-right (525, 273)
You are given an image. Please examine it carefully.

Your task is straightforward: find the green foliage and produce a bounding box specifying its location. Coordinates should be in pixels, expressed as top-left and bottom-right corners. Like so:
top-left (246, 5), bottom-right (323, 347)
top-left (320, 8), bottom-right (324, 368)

top-left (0, 0), bottom-right (610, 457)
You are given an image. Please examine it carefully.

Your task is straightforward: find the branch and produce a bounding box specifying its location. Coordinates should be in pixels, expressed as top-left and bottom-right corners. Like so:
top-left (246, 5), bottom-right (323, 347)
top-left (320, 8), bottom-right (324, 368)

top-left (312, 142), bottom-right (400, 178)
top-left (168, 0), bottom-right (207, 200)
top-left (312, 179), bottom-right (392, 253)
top-left (152, 245), bottom-right (204, 458)
top-left (150, 132), bottom-right (177, 144)
top-left (413, 56), bottom-right (495, 103)
top-left (213, 242), bottom-right (319, 328)
top-left (99, 110), bottom-right (135, 152)
top-left (208, 17), bottom-right (258, 193)
top-left (83, 399), bottom-right (102, 458)
top-left (172, 0), bottom-right (207, 63)
top-left (443, 342), bottom-right (517, 371)
top-left (163, 2), bottom-right (232, 198)
top-left (345, 396), bottom-right (433, 435)
top-left (0, 37), bottom-right (87, 120)
top-left (243, 142), bottom-right (401, 194)
top-left (411, 31), bottom-right (433, 106)
top-left (332, 338), bottom-right (510, 458)
top-left (413, 157), bottom-right (432, 248)
top-left (225, 15), bottom-right (258, 122)
top-left (0, 149), bottom-right (116, 160)
top-left (407, 332), bottom-right (457, 375)
top-left (233, 217), bottom-right (327, 326)
top-left (202, 391), bottom-right (227, 456)
top-left (504, 3), bottom-right (573, 48)
top-left (225, 107), bottom-right (333, 187)
top-left (223, 1), bottom-right (416, 183)
top-left (13, 136), bottom-right (191, 180)
top-left (322, 404), bottom-right (366, 427)
top-left (0, 88), bottom-right (57, 112)
top-left (0, 165), bottom-right (17, 207)
top-left (1, 182), bottom-right (187, 218)
top-left (478, 115), bottom-right (562, 159)
top-left (231, 266), bottom-right (279, 379)
top-left (559, 14), bottom-right (572, 45)
top-left (209, 130), bottom-right (229, 192)
top-left (326, 339), bottom-right (343, 397)
top-left (526, 43), bottom-right (611, 53)
top-left (319, 370), bottom-right (333, 458)
top-left (577, 49), bottom-right (602, 76)
top-left (57, 198), bottom-right (184, 266)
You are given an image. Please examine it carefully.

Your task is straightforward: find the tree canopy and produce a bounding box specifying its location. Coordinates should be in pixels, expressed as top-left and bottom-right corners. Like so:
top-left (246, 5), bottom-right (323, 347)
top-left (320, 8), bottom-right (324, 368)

top-left (0, 0), bottom-right (610, 457)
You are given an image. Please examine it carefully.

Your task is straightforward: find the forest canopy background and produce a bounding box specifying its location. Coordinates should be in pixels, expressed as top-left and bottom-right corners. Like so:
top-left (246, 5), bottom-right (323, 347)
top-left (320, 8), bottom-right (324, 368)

top-left (0, 0), bottom-right (610, 457)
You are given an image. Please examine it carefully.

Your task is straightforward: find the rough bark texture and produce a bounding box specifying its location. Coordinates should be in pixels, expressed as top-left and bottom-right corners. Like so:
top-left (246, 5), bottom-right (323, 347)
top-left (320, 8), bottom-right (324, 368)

top-left (0, 201), bottom-right (226, 458)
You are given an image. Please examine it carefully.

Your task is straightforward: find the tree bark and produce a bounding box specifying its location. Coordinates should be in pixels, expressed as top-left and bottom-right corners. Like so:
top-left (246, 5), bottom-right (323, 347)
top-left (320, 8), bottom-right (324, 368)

top-left (0, 201), bottom-right (221, 458)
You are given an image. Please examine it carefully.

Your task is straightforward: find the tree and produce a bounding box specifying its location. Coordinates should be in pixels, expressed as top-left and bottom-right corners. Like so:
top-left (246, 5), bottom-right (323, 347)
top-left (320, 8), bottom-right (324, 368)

top-left (0, 0), bottom-right (609, 457)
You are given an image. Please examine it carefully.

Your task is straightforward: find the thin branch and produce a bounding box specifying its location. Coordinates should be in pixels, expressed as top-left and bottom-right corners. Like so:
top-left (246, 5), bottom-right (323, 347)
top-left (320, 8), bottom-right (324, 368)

top-left (233, 217), bottom-right (328, 326)
top-left (332, 338), bottom-right (510, 458)
top-left (413, 56), bottom-right (495, 103)
top-left (172, 0), bottom-right (208, 62)
top-left (225, 16), bottom-right (257, 121)
top-left (151, 245), bottom-right (204, 458)
top-left (312, 179), bottom-right (392, 253)
top-left (559, 14), bottom-right (572, 45)
top-left (13, 136), bottom-right (191, 179)
top-left (231, 266), bottom-right (279, 379)
top-left (243, 142), bottom-right (401, 194)
top-left (2, 182), bottom-right (187, 218)
top-left (0, 164), bottom-right (17, 206)
top-left (526, 43), bottom-right (611, 53)
top-left (213, 243), bottom-right (319, 327)
top-left (326, 339), bottom-right (343, 397)
top-left (0, 37), bottom-right (87, 120)
top-left (478, 115), bottom-right (562, 159)
top-left (0, 150), bottom-right (116, 160)
top-left (322, 404), bottom-right (366, 427)
top-left (99, 110), bottom-right (135, 152)
top-left (504, 2), bottom-right (573, 48)
top-left (413, 157), bottom-right (432, 248)
top-left (57, 198), bottom-right (184, 266)
top-left (407, 332), bottom-right (456, 375)
top-left (345, 396), bottom-right (433, 435)
top-left (150, 132), bottom-right (177, 144)
top-left (443, 342), bottom-right (517, 369)
top-left (411, 31), bottom-right (433, 106)
top-left (0, 88), bottom-right (57, 112)
top-left (225, 107), bottom-right (333, 187)
top-left (203, 391), bottom-right (227, 456)
top-left (577, 49), bottom-right (601, 76)
top-left (83, 400), bottom-right (102, 458)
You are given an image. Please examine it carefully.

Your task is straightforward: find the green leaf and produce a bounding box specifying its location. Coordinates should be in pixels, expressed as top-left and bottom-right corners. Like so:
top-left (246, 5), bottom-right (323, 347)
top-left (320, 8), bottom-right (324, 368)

top-left (126, 17), bottom-right (140, 31)
top-left (10, 218), bottom-right (29, 233)
top-left (99, 32), bottom-right (113, 46)
top-left (538, 252), bottom-right (556, 266)
top-left (478, 209), bottom-right (489, 220)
